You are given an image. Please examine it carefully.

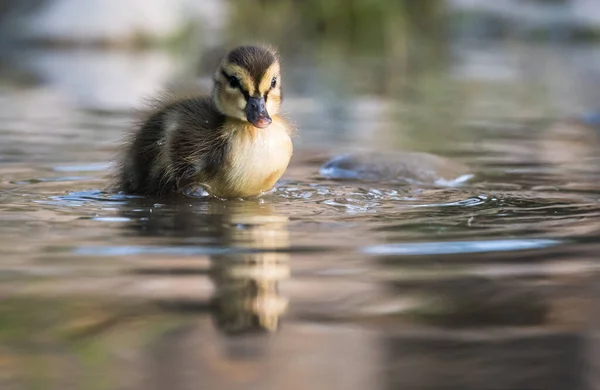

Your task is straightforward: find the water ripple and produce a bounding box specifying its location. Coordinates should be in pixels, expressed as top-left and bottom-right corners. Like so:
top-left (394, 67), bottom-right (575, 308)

top-left (362, 238), bottom-right (562, 256)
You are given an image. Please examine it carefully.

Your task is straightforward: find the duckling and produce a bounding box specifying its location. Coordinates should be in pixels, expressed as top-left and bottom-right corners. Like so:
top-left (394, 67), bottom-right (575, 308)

top-left (117, 44), bottom-right (294, 198)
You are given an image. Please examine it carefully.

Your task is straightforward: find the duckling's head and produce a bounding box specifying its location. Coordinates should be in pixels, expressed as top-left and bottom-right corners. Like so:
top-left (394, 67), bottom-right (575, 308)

top-left (212, 45), bottom-right (282, 129)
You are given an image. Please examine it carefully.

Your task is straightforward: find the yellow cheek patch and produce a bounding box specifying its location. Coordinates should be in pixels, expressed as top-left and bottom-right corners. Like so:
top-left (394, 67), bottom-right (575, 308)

top-left (216, 91), bottom-right (246, 121)
top-left (237, 97), bottom-right (246, 109)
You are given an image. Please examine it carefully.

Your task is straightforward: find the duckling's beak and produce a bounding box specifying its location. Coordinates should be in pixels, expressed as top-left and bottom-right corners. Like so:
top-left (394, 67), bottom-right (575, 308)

top-left (245, 97), bottom-right (272, 129)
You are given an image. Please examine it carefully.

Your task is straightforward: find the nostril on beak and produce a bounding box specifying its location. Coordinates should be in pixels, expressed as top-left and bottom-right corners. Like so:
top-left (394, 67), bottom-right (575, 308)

top-left (245, 96), bottom-right (271, 128)
top-left (247, 97), bottom-right (266, 113)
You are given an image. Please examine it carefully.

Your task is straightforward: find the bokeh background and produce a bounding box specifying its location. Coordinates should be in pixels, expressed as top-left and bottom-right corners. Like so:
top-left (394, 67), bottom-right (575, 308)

top-left (1, 0), bottom-right (599, 152)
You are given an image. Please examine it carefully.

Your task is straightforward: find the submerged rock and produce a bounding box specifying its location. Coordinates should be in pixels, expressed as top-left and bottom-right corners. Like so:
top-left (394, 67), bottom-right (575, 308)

top-left (319, 152), bottom-right (472, 186)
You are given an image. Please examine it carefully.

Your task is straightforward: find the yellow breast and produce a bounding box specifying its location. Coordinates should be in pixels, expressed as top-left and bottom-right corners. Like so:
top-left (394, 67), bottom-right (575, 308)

top-left (206, 117), bottom-right (293, 198)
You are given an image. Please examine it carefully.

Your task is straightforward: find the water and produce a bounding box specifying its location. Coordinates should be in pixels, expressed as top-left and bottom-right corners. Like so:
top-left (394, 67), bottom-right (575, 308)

top-left (2, 15), bottom-right (600, 390)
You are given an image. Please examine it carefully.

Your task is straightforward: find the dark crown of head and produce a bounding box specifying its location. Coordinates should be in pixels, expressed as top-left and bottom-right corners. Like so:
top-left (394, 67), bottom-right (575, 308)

top-left (226, 46), bottom-right (278, 82)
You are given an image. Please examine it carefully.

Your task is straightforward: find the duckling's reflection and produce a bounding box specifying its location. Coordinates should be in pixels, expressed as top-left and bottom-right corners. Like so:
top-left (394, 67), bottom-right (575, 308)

top-left (119, 198), bottom-right (290, 335)
top-left (209, 202), bottom-right (290, 334)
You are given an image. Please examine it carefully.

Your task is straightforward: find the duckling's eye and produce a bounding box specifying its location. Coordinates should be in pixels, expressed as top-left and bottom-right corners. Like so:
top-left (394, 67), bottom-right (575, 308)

top-left (228, 76), bottom-right (240, 89)
top-left (271, 77), bottom-right (277, 88)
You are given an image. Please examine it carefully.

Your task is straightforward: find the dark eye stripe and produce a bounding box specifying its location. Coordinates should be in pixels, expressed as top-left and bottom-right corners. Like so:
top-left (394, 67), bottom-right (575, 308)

top-left (221, 70), bottom-right (250, 100)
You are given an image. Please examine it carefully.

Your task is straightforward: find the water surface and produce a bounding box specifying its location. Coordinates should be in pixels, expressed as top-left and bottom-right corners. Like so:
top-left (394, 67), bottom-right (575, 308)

top-left (1, 32), bottom-right (600, 390)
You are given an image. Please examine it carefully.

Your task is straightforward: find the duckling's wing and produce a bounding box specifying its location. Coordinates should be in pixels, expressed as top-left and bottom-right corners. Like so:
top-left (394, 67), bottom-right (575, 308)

top-left (163, 97), bottom-right (228, 190)
top-left (118, 96), bottom-right (227, 196)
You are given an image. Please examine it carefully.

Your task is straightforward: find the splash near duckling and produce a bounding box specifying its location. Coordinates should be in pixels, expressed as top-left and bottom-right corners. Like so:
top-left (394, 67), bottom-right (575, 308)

top-left (117, 45), bottom-right (294, 198)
